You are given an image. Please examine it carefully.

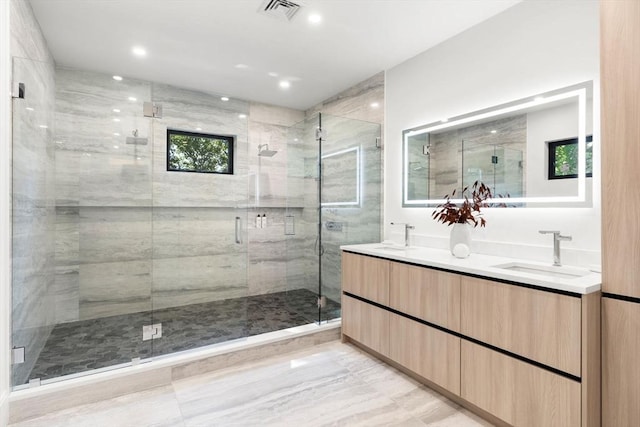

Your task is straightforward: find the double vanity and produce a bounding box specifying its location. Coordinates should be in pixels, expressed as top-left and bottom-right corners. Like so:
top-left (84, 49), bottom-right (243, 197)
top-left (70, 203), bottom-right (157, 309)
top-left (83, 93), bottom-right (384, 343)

top-left (340, 244), bottom-right (601, 427)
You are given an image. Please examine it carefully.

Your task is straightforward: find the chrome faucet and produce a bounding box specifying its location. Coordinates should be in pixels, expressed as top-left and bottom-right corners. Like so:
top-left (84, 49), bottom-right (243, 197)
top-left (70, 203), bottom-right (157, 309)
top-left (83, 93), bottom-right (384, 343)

top-left (391, 222), bottom-right (415, 247)
top-left (539, 230), bottom-right (572, 266)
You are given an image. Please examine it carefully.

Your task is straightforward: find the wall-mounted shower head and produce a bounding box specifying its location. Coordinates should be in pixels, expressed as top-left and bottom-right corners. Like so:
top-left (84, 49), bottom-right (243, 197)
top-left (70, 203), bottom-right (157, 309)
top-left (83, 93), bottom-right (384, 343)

top-left (126, 129), bottom-right (148, 145)
top-left (258, 144), bottom-right (278, 157)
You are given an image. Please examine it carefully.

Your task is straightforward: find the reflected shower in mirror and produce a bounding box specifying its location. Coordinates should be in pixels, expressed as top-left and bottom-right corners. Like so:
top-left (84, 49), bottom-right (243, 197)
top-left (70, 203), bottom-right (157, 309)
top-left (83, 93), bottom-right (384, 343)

top-left (402, 81), bottom-right (594, 207)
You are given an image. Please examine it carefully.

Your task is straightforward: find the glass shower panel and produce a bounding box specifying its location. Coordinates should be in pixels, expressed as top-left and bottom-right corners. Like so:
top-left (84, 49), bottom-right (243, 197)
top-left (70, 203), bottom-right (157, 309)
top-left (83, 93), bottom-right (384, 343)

top-left (319, 114), bottom-right (382, 322)
top-left (149, 84), bottom-right (249, 357)
top-left (284, 116), bottom-right (321, 324)
top-left (11, 61), bottom-right (155, 387)
top-left (11, 57), bottom-right (57, 387)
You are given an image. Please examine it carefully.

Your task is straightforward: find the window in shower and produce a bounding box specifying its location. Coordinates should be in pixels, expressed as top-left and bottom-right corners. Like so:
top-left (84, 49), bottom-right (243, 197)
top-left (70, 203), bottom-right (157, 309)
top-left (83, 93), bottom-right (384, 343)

top-left (167, 129), bottom-right (234, 174)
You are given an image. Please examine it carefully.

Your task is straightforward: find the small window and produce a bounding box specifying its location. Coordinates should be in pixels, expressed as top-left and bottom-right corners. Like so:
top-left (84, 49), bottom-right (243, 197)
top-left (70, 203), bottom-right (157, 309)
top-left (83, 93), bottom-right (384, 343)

top-left (548, 135), bottom-right (593, 180)
top-left (167, 129), bottom-right (234, 174)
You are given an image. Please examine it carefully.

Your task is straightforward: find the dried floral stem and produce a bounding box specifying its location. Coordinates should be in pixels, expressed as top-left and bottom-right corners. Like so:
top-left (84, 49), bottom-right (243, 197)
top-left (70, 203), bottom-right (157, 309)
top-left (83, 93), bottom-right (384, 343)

top-left (431, 181), bottom-right (508, 228)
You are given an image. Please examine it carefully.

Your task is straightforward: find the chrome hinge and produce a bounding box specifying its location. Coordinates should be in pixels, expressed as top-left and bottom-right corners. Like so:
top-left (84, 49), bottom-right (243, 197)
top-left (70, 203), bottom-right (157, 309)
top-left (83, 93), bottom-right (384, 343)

top-left (142, 323), bottom-right (162, 341)
top-left (317, 296), bottom-right (327, 308)
top-left (143, 102), bottom-right (163, 118)
top-left (12, 347), bottom-right (25, 364)
top-left (12, 82), bottom-right (25, 99)
top-left (376, 136), bottom-right (382, 148)
top-left (315, 128), bottom-right (325, 140)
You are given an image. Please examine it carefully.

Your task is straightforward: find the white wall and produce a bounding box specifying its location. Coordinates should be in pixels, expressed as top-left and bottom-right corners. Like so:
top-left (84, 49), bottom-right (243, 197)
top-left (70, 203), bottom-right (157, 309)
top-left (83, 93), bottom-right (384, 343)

top-left (526, 100), bottom-right (594, 200)
top-left (1, 0), bottom-right (12, 423)
top-left (385, 0), bottom-right (600, 267)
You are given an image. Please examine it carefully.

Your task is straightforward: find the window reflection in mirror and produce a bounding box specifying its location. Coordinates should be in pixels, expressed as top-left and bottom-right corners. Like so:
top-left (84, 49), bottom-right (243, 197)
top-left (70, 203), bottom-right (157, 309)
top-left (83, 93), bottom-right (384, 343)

top-left (402, 81), bottom-right (593, 207)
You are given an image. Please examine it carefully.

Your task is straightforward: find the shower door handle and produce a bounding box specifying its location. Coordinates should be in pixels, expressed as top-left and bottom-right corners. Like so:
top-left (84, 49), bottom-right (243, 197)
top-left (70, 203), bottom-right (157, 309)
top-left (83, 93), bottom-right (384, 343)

top-left (235, 217), bottom-right (241, 244)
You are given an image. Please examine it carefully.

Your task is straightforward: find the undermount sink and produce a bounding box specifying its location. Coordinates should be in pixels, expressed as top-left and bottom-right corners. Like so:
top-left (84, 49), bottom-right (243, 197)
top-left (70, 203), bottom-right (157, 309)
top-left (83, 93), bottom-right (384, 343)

top-left (374, 245), bottom-right (414, 251)
top-left (492, 262), bottom-right (591, 279)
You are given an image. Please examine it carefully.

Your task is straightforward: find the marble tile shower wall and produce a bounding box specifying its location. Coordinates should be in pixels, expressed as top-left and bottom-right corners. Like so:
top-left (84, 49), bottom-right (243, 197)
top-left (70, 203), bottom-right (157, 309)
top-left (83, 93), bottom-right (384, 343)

top-left (53, 68), bottom-right (313, 322)
top-left (429, 114), bottom-right (526, 198)
top-left (10, 0), bottom-right (57, 385)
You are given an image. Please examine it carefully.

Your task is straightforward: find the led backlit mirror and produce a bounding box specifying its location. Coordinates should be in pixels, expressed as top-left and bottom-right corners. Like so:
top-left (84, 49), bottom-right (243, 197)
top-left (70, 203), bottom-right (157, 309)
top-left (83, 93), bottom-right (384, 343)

top-left (403, 81), bottom-right (594, 207)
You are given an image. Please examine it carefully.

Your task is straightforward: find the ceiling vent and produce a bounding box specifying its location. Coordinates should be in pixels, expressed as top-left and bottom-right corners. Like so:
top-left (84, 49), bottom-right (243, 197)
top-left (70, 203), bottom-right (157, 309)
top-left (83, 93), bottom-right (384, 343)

top-left (259, 0), bottom-right (301, 21)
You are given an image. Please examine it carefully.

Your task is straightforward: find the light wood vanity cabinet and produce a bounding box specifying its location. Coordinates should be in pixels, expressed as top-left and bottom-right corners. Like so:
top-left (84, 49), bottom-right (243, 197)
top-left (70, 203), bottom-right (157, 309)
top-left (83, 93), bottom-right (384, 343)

top-left (342, 295), bottom-right (389, 357)
top-left (601, 1), bottom-right (640, 426)
top-left (602, 298), bottom-right (640, 426)
top-left (341, 252), bottom-right (600, 427)
top-left (390, 262), bottom-right (460, 331)
top-left (389, 313), bottom-right (460, 394)
top-left (460, 276), bottom-right (581, 377)
top-left (342, 251), bottom-right (390, 305)
top-left (461, 341), bottom-right (581, 427)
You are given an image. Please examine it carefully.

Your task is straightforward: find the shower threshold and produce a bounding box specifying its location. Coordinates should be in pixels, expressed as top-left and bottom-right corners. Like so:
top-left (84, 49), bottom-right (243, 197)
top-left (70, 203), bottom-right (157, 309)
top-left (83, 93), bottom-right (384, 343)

top-left (25, 288), bottom-right (340, 385)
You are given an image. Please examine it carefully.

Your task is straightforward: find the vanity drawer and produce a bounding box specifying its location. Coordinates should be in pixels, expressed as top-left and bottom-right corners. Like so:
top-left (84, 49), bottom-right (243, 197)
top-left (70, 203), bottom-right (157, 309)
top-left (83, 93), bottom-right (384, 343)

top-left (461, 340), bottom-right (581, 427)
top-left (390, 262), bottom-right (460, 331)
top-left (461, 276), bottom-right (581, 377)
top-left (342, 252), bottom-right (389, 305)
top-left (389, 313), bottom-right (460, 394)
top-left (342, 294), bottom-right (390, 357)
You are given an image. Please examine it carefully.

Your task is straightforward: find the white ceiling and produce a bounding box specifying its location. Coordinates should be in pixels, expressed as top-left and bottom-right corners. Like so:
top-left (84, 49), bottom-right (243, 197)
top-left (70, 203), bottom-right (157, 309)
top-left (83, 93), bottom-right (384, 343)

top-left (29, 0), bottom-right (521, 110)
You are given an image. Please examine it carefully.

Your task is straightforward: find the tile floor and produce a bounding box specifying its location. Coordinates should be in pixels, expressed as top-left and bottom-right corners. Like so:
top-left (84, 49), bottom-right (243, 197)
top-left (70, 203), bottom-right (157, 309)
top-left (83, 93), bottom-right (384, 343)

top-left (11, 341), bottom-right (494, 427)
top-left (26, 289), bottom-right (341, 384)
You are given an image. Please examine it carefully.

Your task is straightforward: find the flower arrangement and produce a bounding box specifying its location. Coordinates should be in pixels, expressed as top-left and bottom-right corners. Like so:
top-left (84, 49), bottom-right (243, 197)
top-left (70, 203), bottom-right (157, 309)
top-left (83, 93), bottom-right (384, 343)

top-left (431, 181), bottom-right (507, 227)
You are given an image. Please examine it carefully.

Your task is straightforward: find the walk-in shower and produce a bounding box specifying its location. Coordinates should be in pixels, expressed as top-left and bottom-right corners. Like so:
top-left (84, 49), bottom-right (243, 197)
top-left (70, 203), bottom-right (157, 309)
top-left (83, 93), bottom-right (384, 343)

top-left (10, 61), bottom-right (382, 388)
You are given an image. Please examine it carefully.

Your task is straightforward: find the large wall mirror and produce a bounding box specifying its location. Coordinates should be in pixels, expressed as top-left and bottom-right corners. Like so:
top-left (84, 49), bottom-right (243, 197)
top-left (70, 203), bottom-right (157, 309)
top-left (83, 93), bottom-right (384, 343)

top-left (403, 81), bottom-right (594, 207)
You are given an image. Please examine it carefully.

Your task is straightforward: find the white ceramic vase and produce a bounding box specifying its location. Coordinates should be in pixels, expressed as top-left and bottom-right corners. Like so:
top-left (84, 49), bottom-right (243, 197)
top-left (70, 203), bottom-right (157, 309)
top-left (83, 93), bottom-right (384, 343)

top-left (449, 223), bottom-right (472, 258)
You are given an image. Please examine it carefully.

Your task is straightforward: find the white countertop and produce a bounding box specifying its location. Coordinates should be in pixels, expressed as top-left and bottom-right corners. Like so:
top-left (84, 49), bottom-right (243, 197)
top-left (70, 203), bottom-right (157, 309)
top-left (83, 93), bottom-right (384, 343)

top-left (340, 243), bottom-right (601, 295)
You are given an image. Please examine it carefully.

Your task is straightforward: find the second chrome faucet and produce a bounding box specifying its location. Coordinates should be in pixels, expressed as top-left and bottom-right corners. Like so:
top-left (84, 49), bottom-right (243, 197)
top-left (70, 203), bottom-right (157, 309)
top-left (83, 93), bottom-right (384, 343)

top-left (539, 230), bottom-right (572, 266)
top-left (391, 222), bottom-right (415, 247)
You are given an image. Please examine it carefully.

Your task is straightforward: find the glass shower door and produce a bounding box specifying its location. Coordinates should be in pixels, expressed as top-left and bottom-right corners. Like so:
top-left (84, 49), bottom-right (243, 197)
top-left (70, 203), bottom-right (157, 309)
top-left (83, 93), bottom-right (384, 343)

top-left (149, 84), bottom-right (250, 358)
top-left (284, 113), bottom-right (382, 325)
top-left (319, 114), bottom-right (382, 322)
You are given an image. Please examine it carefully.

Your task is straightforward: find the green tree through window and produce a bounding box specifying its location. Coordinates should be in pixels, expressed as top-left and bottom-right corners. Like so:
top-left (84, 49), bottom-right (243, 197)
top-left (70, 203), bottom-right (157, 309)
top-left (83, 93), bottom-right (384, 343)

top-left (548, 136), bottom-right (593, 180)
top-left (167, 130), bottom-right (233, 174)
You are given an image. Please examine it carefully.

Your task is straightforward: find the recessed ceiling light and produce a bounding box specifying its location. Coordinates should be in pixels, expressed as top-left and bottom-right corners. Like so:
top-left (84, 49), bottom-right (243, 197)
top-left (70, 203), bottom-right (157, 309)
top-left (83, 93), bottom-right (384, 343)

top-left (112, 75), bottom-right (123, 81)
top-left (235, 64), bottom-right (249, 69)
top-left (113, 118), bottom-right (120, 122)
top-left (491, 130), bottom-right (497, 134)
top-left (279, 80), bottom-right (291, 89)
top-left (221, 96), bottom-right (229, 102)
top-left (55, 140), bottom-right (63, 144)
top-left (370, 102), bottom-right (379, 108)
top-left (308, 13), bottom-right (322, 24)
top-left (136, 157), bottom-right (142, 160)
top-left (196, 127), bottom-right (202, 131)
top-left (128, 97), bottom-right (137, 102)
top-left (238, 114), bottom-right (247, 119)
top-left (25, 107), bottom-right (34, 111)
top-left (39, 125), bottom-right (48, 129)
top-left (132, 46), bottom-right (147, 57)
top-left (113, 132), bottom-right (120, 136)
top-left (268, 72), bottom-right (278, 77)
top-left (294, 138), bottom-right (299, 142)
top-left (113, 108), bottom-right (120, 113)
top-left (113, 145), bottom-right (119, 149)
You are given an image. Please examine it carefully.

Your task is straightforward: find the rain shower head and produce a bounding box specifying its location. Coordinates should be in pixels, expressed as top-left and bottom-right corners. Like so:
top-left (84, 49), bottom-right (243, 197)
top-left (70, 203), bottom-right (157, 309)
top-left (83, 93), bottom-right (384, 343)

top-left (258, 144), bottom-right (278, 157)
top-left (126, 129), bottom-right (148, 145)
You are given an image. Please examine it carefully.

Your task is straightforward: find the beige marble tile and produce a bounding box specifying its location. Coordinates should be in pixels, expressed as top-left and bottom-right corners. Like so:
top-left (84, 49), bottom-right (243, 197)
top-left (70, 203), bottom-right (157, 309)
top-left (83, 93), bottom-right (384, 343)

top-left (10, 386), bottom-right (183, 427)
top-left (9, 368), bottom-right (173, 424)
top-left (10, 341), bottom-right (495, 427)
